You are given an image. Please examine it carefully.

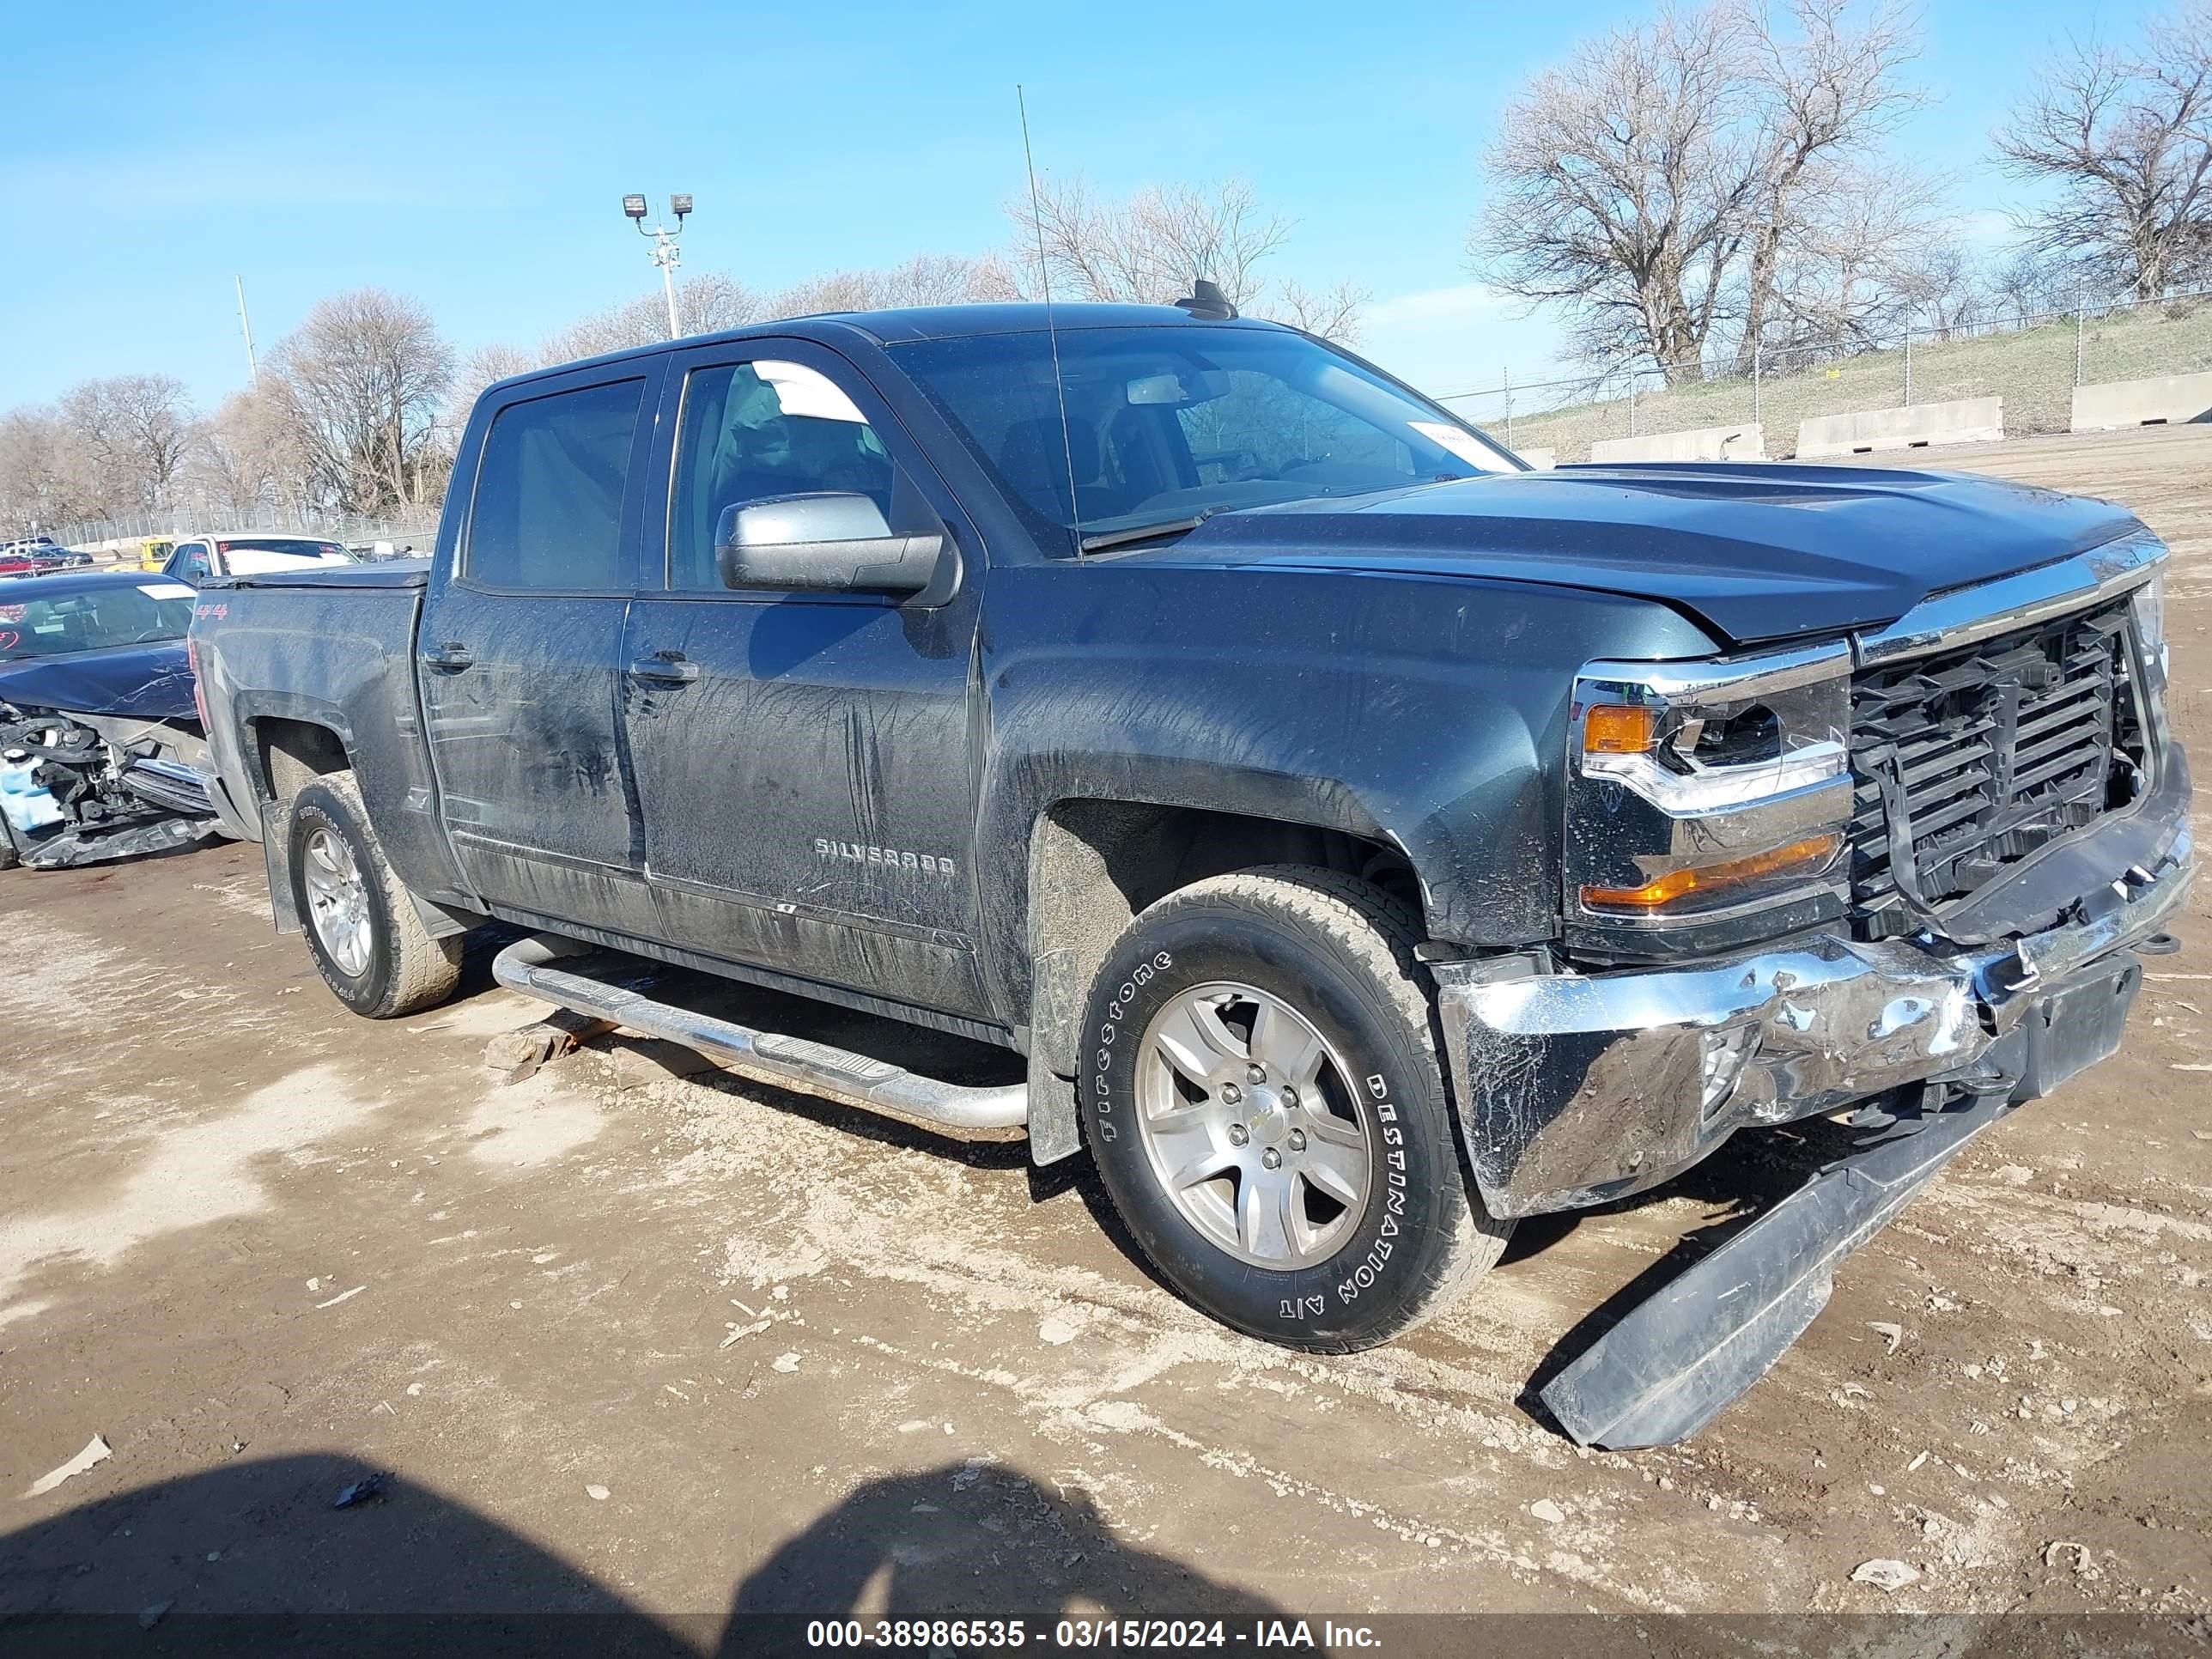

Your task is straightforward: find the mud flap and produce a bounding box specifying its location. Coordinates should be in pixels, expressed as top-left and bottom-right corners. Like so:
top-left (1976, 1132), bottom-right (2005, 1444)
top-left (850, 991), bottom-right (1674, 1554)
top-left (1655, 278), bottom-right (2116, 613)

top-left (264, 799), bottom-right (302, 933)
top-left (1539, 1091), bottom-right (2010, 1449)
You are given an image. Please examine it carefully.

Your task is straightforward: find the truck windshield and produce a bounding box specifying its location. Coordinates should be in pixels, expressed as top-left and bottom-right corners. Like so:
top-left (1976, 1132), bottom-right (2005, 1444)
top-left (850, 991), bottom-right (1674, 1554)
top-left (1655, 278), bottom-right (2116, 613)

top-left (888, 324), bottom-right (1519, 554)
top-left (0, 582), bottom-right (196, 660)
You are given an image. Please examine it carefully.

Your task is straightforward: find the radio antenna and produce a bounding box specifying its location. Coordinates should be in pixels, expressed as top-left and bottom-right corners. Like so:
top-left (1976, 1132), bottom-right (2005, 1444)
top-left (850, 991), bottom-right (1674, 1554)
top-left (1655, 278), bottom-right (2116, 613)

top-left (1017, 85), bottom-right (1085, 554)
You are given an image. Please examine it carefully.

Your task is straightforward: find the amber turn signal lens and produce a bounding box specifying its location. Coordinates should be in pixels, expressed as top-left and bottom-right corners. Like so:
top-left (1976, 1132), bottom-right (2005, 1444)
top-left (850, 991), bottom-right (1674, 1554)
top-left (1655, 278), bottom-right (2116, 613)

top-left (1583, 703), bottom-right (1657, 755)
top-left (1581, 833), bottom-right (1842, 912)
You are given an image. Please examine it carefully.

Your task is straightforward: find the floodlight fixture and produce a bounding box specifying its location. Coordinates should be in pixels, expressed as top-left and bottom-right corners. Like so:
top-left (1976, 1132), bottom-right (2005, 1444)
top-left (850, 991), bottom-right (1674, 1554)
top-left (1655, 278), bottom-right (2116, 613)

top-left (615, 192), bottom-right (694, 338)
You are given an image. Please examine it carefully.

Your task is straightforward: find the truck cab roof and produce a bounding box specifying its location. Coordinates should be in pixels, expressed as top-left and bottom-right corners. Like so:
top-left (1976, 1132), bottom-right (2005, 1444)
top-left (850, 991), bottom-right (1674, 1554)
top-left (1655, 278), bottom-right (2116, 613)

top-left (483, 302), bottom-right (1286, 399)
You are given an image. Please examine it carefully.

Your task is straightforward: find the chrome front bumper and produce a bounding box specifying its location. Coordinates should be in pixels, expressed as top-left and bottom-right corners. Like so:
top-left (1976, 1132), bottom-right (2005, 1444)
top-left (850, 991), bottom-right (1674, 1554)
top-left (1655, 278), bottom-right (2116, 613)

top-left (1436, 832), bottom-right (2194, 1218)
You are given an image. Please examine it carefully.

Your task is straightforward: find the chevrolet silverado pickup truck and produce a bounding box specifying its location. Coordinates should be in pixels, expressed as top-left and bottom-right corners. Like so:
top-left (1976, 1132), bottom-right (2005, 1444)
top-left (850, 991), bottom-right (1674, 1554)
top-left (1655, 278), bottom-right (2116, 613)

top-left (189, 301), bottom-right (2193, 1443)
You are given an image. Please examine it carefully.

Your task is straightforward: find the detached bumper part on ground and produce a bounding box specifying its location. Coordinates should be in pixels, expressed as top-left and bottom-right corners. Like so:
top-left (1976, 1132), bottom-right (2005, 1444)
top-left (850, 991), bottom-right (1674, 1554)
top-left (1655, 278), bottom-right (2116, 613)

top-left (1539, 1085), bottom-right (2022, 1449)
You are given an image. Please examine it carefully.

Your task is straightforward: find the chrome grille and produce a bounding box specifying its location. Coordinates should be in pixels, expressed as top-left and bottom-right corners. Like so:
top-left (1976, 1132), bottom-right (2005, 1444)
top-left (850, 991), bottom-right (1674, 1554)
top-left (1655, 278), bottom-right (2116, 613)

top-left (1848, 597), bottom-right (2141, 939)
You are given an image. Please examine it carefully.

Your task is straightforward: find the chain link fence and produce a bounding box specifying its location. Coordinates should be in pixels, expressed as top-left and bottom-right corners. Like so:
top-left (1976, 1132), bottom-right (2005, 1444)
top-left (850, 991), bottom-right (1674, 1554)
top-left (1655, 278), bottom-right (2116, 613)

top-left (1441, 289), bottom-right (2212, 464)
top-left (40, 501), bottom-right (441, 563)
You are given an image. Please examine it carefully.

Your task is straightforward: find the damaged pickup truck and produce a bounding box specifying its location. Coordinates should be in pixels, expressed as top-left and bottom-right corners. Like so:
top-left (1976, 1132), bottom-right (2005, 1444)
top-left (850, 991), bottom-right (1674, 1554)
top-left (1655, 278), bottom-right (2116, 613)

top-left (187, 301), bottom-right (2193, 1444)
top-left (0, 571), bottom-right (224, 870)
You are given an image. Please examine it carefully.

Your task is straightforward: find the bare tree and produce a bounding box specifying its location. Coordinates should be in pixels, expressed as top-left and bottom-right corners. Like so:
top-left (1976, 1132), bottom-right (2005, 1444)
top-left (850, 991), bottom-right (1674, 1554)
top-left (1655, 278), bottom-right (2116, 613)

top-left (544, 271), bottom-right (769, 364)
top-left (1010, 176), bottom-right (1294, 307)
top-left (1994, 3), bottom-right (2212, 301)
top-left (444, 343), bottom-right (543, 434)
top-left (862, 252), bottom-right (1022, 307)
top-left (0, 410), bottom-right (96, 535)
top-left (264, 289), bottom-right (453, 516)
top-left (1730, 0), bottom-right (1925, 368)
top-left (533, 254), bottom-right (1020, 374)
top-left (53, 374), bottom-right (198, 516)
top-left (1468, 0), bottom-right (1929, 380)
top-left (185, 389), bottom-right (307, 526)
top-left (1989, 246), bottom-right (2100, 322)
top-left (1893, 242), bottom-right (1989, 336)
top-left (1006, 175), bottom-right (1363, 338)
top-left (1268, 279), bottom-right (1372, 343)
top-left (1470, 4), bottom-right (1759, 377)
top-left (1759, 161), bottom-right (1954, 346)
top-left (769, 253), bottom-right (1019, 318)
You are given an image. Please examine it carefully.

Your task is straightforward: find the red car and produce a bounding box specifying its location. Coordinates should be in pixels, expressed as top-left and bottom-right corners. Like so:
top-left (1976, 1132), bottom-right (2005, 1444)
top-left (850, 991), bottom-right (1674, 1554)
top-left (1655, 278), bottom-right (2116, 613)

top-left (0, 539), bottom-right (77, 579)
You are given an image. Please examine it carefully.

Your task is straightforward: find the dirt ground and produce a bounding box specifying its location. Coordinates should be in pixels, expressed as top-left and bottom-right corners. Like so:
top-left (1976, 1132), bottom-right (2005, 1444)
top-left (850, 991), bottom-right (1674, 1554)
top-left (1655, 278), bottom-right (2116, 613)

top-left (3, 426), bottom-right (2209, 1646)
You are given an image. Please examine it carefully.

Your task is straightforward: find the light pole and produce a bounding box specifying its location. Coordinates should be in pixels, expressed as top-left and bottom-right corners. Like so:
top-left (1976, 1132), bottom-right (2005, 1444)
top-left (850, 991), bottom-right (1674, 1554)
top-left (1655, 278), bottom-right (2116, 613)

top-left (623, 192), bottom-right (692, 338)
top-left (234, 274), bottom-right (258, 386)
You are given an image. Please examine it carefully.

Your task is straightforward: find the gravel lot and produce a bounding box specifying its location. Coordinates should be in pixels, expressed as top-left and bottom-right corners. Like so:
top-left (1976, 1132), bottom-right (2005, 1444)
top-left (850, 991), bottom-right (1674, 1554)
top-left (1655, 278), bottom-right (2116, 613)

top-left (3, 427), bottom-right (2208, 1645)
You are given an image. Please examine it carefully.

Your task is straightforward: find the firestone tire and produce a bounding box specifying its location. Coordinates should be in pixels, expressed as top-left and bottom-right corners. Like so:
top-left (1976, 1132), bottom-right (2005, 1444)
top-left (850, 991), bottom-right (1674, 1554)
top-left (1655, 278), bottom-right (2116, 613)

top-left (1079, 866), bottom-right (1510, 1352)
top-left (289, 772), bottom-right (462, 1019)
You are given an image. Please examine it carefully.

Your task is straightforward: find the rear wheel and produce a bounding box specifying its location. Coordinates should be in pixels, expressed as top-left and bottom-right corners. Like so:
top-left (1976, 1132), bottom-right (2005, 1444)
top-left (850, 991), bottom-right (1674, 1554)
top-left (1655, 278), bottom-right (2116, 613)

top-left (1079, 866), bottom-right (1510, 1351)
top-left (289, 772), bottom-right (461, 1018)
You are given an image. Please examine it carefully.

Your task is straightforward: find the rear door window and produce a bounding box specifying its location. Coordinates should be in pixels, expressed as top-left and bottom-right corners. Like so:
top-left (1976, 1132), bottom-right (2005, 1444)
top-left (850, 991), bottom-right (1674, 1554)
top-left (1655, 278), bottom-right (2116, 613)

top-left (465, 379), bottom-right (647, 591)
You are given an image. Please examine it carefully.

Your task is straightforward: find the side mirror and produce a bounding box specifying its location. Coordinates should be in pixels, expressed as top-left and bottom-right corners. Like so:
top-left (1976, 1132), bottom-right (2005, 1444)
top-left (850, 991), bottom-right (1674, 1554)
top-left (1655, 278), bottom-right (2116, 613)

top-left (714, 493), bottom-right (943, 597)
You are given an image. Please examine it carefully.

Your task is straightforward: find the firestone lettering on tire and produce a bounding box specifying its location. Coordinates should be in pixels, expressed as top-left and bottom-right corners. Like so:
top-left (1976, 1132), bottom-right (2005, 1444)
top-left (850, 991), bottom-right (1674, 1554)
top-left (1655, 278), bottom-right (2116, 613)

top-left (1091, 951), bottom-right (1174, 1144)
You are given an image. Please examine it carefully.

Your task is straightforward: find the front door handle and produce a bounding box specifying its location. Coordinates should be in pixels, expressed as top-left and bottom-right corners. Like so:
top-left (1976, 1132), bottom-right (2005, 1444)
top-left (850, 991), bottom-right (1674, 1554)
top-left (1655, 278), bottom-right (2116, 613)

top-left (420, 642), bottom-right (474, 672)
top-left (627, 653), bottom-right (701, 686)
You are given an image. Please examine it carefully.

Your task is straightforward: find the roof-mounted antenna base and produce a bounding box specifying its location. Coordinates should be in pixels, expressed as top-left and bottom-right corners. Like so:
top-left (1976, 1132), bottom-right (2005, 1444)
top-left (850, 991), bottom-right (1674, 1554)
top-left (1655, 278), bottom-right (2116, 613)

top-left (1175, 278), bottom-right (1237, 320)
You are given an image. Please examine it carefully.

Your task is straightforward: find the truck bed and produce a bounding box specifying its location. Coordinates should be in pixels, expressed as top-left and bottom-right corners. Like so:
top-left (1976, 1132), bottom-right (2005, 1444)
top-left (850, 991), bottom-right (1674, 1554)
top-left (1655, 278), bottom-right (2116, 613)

top-left (187, 570), bottom-right (468, 910)
top-left (209, 557), bottom-right (431, 592)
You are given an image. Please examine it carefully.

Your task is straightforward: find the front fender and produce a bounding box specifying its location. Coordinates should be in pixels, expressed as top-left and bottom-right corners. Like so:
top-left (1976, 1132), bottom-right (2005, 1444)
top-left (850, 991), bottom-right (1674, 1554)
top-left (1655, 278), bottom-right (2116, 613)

top-left (972, 562), bottom-right (1720, 1025)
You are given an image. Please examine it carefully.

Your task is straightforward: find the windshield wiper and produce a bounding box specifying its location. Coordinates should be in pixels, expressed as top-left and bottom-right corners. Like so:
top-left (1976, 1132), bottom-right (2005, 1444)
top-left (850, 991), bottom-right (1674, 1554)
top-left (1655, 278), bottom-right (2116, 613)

top-left (1079, 513), bottom-right (1213, 555)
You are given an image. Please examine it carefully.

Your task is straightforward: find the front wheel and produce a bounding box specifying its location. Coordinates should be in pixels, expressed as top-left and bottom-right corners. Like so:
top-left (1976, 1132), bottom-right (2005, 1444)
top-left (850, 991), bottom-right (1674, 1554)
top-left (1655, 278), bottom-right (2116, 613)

top-left (289, 772), bottom-right (462, 1018)
top-left (1079, 867), bottom-right (1510, 1351)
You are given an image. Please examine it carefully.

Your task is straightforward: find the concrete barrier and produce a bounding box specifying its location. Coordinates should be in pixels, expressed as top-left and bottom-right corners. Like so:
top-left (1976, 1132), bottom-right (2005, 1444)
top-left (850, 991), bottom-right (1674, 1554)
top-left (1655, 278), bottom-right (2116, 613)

top-left (2070, 370), bottom-right (2212, 433)
top-left (1590, 423), bottom-right (1765, 463)
top-left (1795, 397), bottom-right (2004, 459)
top-left (1517, 447), bottom-right (1557, 471)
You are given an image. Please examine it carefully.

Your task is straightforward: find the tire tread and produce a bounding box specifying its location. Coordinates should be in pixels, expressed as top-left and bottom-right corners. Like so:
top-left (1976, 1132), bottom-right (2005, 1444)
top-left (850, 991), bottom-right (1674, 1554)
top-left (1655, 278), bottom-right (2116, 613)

top-left (297, 771), bottom-right (461, 1018)
top-left (1097, 865), bottom-right (1510, 1350)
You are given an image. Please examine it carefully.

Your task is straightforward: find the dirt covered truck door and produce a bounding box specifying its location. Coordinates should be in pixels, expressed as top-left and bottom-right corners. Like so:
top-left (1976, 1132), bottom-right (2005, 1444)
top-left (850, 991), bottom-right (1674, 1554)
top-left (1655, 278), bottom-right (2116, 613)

top-left (620, 340), bottom-right (991, 1019)
top-left (416, 364), bottom-right (662, 932)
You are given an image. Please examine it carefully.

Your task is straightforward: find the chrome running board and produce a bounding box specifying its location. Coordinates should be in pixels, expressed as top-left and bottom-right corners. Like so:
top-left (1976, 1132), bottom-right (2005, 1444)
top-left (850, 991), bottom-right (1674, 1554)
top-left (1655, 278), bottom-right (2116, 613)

top-left (491, 936), bottom-right (1028, 1139)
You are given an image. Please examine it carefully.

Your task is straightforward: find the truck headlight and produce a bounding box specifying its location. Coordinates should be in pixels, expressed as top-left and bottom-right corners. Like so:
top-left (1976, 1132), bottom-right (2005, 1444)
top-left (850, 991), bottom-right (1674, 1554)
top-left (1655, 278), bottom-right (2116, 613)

top-left (1568, 641), bottom-right (1854, 926)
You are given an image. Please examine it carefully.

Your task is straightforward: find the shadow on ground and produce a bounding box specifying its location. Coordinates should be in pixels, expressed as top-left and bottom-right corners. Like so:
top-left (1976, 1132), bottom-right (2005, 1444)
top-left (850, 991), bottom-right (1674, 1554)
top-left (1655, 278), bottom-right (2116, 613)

top-left (0, 1455), bottom-right (1282, 1658)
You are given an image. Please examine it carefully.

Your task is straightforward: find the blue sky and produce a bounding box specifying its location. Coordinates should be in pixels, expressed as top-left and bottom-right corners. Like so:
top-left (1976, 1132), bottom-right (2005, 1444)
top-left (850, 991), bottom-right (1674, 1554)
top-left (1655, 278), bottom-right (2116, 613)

top-left (0, 0), bottom-right (2153, 416)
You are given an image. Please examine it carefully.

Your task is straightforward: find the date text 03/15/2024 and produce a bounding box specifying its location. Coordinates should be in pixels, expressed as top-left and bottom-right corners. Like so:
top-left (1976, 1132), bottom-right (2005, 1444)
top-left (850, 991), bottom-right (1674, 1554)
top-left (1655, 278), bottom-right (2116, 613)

top-left (805, 1619), bottom-right (1384, 1649)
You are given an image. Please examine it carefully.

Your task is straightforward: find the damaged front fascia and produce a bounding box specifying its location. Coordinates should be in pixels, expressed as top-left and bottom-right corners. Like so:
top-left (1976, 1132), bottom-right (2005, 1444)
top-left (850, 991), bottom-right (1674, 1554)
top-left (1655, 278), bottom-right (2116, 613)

top-left (0, 702), bottom-right (218, 870)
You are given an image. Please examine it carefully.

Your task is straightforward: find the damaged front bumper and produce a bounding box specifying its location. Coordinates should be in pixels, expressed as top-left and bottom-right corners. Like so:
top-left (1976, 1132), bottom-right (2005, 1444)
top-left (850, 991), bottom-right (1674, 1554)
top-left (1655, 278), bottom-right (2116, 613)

top-left (1436, 809), bottom-right (2194, 1220)
top-left (0, 709), bottom-right (221, 869)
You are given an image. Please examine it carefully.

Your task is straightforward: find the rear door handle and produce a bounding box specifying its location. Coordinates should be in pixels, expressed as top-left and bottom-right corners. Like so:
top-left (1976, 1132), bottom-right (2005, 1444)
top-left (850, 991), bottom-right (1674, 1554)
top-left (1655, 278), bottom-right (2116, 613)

top-left (419, 642), bottom-right (474, 671)
top-left (627, 654), bottom-right (701, 685)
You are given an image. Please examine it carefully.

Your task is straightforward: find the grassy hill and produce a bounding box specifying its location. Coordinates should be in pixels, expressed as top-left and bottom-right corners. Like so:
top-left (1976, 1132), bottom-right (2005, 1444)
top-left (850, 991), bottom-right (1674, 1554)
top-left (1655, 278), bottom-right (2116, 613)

top-left (1468, 299), bottom-right (2212, 463)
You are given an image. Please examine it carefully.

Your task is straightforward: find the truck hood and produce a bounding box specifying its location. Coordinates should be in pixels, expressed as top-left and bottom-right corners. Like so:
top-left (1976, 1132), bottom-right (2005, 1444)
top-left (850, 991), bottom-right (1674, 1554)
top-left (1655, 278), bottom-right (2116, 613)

top-left (0, 642), bottom-right (198, 721)
top-left (1164, 462), bottom-right (2144, 647)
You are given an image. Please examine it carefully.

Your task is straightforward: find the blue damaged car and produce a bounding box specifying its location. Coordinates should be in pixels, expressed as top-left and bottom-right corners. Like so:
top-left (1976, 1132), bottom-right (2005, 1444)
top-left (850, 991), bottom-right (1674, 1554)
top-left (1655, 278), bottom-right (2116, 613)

top-left (0, 569), bottom-right (222, 870)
